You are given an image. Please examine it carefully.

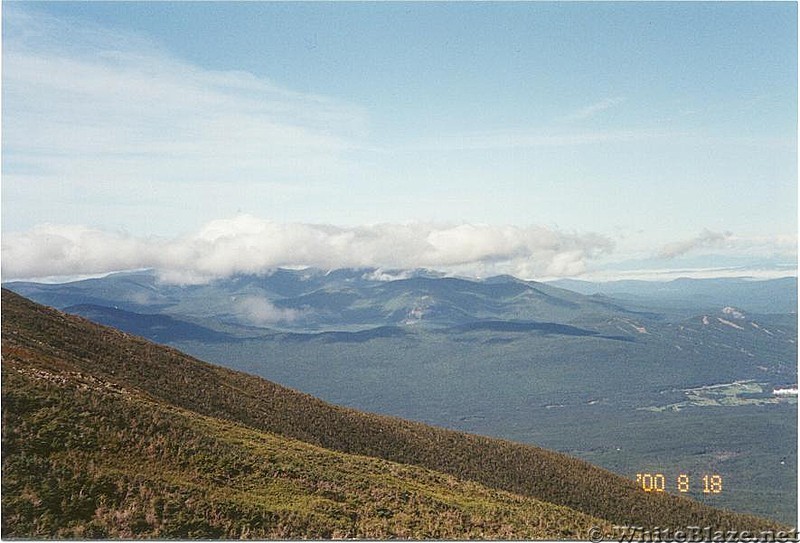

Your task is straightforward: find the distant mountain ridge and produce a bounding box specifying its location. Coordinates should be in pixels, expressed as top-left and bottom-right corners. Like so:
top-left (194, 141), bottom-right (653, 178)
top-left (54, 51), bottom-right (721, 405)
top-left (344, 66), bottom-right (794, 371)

top-left (1, 289), bottom-right (787, 538)
top-left (548, 276), bottom-right (798, 315)
top-left (63, 303), bottom-right (233, 343)
top-left (3, 267), bottom-right (712, 333)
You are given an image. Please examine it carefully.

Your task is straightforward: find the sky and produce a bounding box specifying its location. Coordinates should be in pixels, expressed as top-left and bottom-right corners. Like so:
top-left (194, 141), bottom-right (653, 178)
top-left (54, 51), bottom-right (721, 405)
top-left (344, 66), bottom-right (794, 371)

top-left (1, 1), bottom-right (797, 283)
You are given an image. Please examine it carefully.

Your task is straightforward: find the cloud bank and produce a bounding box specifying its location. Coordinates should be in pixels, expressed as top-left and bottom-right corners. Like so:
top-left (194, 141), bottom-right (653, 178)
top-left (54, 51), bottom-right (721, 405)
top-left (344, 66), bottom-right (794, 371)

top-left (2, 216), bottom-right (614, 283)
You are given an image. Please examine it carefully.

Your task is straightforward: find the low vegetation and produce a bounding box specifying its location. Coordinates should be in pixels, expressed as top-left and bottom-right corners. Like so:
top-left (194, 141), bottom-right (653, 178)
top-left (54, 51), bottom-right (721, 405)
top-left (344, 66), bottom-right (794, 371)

top-left (2, 361), bottom-right (611, 538)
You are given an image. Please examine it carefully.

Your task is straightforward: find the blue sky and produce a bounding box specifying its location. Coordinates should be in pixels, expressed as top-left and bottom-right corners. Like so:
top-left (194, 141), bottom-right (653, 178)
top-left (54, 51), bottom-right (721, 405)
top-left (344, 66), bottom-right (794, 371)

top-left (2, 2), bottom-right (797, 282)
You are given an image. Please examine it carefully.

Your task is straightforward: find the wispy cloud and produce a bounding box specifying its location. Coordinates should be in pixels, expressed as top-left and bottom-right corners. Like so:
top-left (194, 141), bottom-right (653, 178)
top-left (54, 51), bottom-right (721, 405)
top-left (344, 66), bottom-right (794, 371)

top-left (658, 229), bottom-right (735, 259)
top-left (582, 266), bottom-right (797, 282)
top-left (1, 215), bottom-right (614, 282)
top-left (409, 128), bottom-right (665, 152)
top-left (563, 97), bottom-right (626, 122)
top-left (656, 229), bottom-right (798, 262)
top-left (2, 7), bottom-right (369, 230)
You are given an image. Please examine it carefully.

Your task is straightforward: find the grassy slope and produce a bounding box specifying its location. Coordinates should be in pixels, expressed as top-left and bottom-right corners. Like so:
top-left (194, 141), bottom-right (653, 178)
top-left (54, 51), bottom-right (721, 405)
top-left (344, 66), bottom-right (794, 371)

top-left (1, 289), bottom-right (786, 535)
top-left (2, 361), bottom-right (609, 539)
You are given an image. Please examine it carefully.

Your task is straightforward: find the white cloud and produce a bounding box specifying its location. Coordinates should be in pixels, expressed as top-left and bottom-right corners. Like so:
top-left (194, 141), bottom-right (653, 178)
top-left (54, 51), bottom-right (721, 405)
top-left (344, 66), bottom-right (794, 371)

top-left (235, 296), bottom-right (303, 326)
top-left (362, 269), bottom-right (418, 282)
top-left (1, 225), bottom-right (161, 280)
top-left (564, 97), bottom-right (626, 122)
top-left (1, 215), bottom-right (614, 283)
top-left (657, 229), bottom-right (735, 259)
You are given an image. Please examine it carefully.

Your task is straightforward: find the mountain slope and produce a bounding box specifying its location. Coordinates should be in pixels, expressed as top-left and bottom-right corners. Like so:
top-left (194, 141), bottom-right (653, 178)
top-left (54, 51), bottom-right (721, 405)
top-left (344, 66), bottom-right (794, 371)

top-left (3, 358), bottom-right (610, 539)
top-left (1, 289), bottom-right (785, 535)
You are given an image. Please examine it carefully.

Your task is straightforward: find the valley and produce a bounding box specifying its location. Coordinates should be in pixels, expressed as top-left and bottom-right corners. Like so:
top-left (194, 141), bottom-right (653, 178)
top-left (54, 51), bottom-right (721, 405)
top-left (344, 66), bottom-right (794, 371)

top-left (2, 289), bottom-right (790, 538)
top-left (5, 269), bottom-right (797, 525)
